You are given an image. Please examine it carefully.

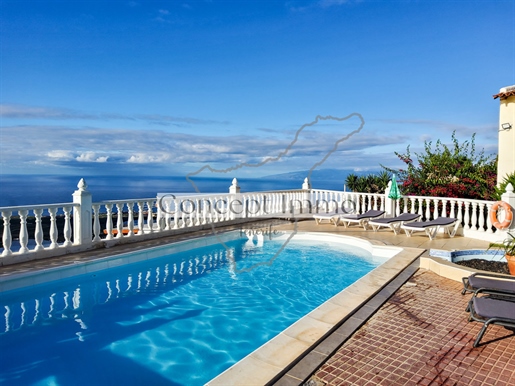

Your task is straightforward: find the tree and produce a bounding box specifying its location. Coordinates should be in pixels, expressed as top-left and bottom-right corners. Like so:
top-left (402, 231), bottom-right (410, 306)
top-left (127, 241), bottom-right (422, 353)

top-left (382, 132), bottom-right (497, 200)
top-left (345, 171), bottom-right (391, 193)
top-left (492, 172), bottom-right (515, 201)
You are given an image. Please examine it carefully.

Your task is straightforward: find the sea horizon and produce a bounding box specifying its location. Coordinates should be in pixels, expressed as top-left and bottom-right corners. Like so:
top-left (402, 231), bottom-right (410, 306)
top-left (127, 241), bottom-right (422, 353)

top-left (0, 173), bottom-right (348, 208)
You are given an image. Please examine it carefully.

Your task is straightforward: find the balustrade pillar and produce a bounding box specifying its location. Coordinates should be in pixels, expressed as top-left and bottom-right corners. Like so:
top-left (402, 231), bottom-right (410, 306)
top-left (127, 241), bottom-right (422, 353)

top-left (33, 208), bottom-right (44, 251)
top-left (18, 210), bottom-right (29, 254)
top-left (115, 204), bottom-right (124, 238)
top-left (127, 203), bottom-right (135, 236)
top-left (72, 179), bottom-right (92, 246)
top-left (48, 207), bottom-right (58, 249)
top-left (92, 204), bottom-right (101, 242)
top-left (105, 204), bottom-right (114, 240)
top-left (63, 206), bottom-right (73, 247)
top-left (147, 201), bottom-right (154, 232)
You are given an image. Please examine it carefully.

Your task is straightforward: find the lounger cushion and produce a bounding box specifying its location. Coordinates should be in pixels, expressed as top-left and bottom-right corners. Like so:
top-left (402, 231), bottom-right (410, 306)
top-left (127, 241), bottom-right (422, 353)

top-left (473, 297), bottom-right (515, 320)
top-left (370, 213), bottom-right (420, 225)
top-left (341, 210), bottom-right (384, 220)
top-left (468, 276), bottom-right (515, 293)
top-left (404, 217), bottom-right (457, 228)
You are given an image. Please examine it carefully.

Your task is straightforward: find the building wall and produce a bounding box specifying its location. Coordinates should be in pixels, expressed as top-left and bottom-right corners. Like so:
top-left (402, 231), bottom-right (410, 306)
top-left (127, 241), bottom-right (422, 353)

top-left (497, 90), bottom-right (515, 185)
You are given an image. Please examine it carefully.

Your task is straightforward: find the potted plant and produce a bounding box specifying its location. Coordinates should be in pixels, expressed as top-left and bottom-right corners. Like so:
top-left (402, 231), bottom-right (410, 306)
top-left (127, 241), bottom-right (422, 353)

top-left (489, 232), bottom-right (515, 275)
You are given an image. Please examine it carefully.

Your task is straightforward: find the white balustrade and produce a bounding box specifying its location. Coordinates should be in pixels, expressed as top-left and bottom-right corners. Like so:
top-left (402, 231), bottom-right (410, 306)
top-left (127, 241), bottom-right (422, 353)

top-left (0, 203), bottom-right (78, 257)
top-left (0, 179), bottom-right (511, 264)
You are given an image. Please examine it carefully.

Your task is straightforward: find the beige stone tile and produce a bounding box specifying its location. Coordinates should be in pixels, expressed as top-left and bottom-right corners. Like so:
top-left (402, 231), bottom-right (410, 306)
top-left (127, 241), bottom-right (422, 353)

top-left (250, 333), bottom-right (311, 368)
top-left (308, 301), bottom-right (355, 325)
top-left (283, 315), bottom-right (334, 344)
top-left (207, 355), bottom-right (282, 386)
top-left (329, 285), bottom-right (370, 307)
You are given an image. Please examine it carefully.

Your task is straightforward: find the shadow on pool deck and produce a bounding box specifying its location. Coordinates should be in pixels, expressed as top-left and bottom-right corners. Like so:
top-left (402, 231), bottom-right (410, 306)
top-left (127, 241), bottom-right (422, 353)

top-left (269, 221), bottom-right (515, 386)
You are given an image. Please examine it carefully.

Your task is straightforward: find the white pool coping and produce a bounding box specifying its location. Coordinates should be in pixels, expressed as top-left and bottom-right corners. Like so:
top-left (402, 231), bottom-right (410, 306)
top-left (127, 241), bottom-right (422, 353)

top-left (207, 233), bottom-right (424, 385)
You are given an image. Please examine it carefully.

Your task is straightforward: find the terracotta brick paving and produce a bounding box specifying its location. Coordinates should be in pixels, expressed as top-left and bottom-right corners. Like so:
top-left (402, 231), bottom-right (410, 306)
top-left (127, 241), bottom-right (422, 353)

top-left (313, 269), bottom-right (515, 386)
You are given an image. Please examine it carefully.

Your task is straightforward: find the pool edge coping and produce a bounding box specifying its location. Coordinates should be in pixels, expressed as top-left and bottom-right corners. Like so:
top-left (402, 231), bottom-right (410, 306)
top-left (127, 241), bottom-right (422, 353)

top-left (207, 238), bottom-right (425, 386)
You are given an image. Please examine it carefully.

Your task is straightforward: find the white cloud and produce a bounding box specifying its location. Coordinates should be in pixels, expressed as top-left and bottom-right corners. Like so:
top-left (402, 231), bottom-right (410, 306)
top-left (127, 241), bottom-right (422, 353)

top-left (76, 152), bottom-right (109, 163)
top-left (127, 153), bottom-right (173, 163)
top-left (0, 104), bottom-right (227, 126)
top-left (47, 150), bottom-right (75, 160)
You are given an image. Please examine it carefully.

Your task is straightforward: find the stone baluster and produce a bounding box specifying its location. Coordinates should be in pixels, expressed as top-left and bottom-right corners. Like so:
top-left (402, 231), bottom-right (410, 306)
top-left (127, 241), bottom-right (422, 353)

top-left (92, 204), bottom-right (101, 242)
top-left (105, 204), bottom-right (114, 240)
top-left (48, 207), bottom-right (58, 249)
top-left (486, 202), bottom-right (494, 233)
top-left (173, 198), bottom-right (180, 229)
top-left (194, 199), bottom-right (201, 226)
top-left (33, 208), bottom-right (44, 251)
top-left (478, 202), bottom-right (486, 232)
top-left (63, 206), bottom-right (73, 247)
top-left (115, 204), bottom-right (124, 238)
top-left (163, 200), bottom-right (172, 230)
top-left (181, 198), bottom-right (194, 228)
top-left (136, 202), bottom-right (145, 234)
top-left (471, 202), bottom-right (478, 230)
top-left (449, 201), bottom-right (456, 219)
top-left (202, 198), bottom-right (210, 224)
top-left (18, 210), bottom-right (29, 254)
top-left (214, 196), bottom-right (222, 221)
top-left (440, 199), bottom-right (448, 218)
top-left (424, 199), bottom-right (431, 220)
top-left (463, 202), bottom-right (471, 229)
top-left (455, 200), bottom-right (463, 229)
top-left (127, 202), bottom-right (135, 236)
top-left (258, 194), bottom-right (264, 216)
top-left (146, 201), bottom-right (154, 233)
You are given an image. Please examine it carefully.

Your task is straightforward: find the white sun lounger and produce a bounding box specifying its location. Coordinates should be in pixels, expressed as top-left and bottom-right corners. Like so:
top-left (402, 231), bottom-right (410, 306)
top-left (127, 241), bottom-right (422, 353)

top-left (313, 212), bottom-right (341, 226)
top-left (339, 210), bottom-right (385, 230)
top-left (368, 213), bottom-right (421, 235)
top-left (401, 217), bottom-right (460, 240)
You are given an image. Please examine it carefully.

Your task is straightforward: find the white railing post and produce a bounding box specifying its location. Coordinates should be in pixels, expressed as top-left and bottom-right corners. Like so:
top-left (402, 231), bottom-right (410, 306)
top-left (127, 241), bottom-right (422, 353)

top-left (229, 178), bottom-right (241, 220)
top-left (72, 179), bottom-right (92, 246)
top-left (501, 183), bottom-right (515, 231)
top-left (302, 177), bottom-right (312, 213)
top-left (384, 181), bottom-right (395, 216)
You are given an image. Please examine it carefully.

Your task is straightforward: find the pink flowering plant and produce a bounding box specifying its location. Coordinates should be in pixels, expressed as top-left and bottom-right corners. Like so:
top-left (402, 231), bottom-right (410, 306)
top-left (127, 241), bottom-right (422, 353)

top-left (383, 132), bottom-right (497, 201)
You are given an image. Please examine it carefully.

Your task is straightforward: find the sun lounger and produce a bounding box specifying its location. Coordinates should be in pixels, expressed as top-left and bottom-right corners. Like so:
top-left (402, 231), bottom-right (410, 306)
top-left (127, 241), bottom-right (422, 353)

top-left (369, 213), bottom-right (421, 234)
top-left (467, 288), bottom-right (515, 347)
top-left (313, 212), bottom-right (341, 226)
top-left (462, 272), bottom-right (515, 295)
top-left (339, 210), bottom-right (385, 230)
top-left (401, 217), bottom-right (459, 240)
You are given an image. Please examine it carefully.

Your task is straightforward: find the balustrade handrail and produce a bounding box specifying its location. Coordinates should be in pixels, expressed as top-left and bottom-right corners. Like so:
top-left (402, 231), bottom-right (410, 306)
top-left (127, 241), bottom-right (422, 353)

top-left (94, 198), bottom-right (156, 205)
top-left (0, 202), bottom-right (79, 212)
top-left (399, 194), bottom-right (496, 205)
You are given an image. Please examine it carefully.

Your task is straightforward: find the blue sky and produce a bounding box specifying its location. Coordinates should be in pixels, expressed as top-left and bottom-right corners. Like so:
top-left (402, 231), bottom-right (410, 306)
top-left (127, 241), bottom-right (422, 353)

top-left (1, 0), bottom-right (514, 180)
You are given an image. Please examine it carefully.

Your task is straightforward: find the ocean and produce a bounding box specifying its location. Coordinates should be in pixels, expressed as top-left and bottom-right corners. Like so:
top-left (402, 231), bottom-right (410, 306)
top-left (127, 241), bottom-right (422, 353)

top-left (0, 174), bottom-right (345, 208)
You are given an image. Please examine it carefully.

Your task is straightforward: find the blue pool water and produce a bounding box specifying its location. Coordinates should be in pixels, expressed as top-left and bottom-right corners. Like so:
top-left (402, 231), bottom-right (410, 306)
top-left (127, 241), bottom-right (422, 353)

top-left (0, 233), bottom-right (381, 385)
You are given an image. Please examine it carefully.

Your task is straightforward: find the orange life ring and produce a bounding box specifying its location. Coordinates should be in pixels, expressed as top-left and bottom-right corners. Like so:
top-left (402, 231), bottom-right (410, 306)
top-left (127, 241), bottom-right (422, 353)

top-left (490, 201), bottom-right (513, 230)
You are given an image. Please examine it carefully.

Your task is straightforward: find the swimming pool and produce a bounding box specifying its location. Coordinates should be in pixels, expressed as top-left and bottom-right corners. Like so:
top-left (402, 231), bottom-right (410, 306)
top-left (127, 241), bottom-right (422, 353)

top-left (0, 231), bottom-right (390, 385)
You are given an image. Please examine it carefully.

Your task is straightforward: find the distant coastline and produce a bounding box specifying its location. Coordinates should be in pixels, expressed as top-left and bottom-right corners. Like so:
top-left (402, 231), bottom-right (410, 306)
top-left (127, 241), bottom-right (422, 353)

top-left (0, 171), bottom-right (358, 207)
